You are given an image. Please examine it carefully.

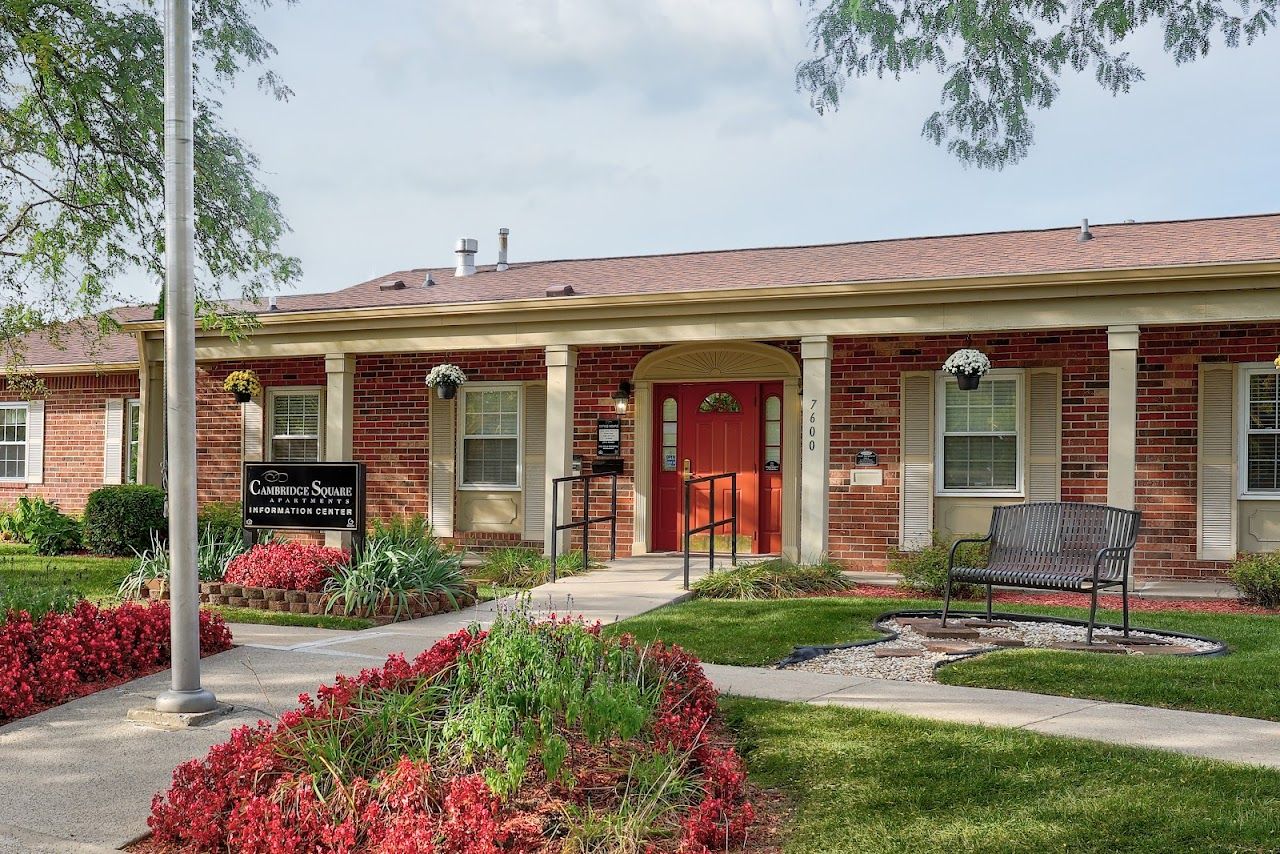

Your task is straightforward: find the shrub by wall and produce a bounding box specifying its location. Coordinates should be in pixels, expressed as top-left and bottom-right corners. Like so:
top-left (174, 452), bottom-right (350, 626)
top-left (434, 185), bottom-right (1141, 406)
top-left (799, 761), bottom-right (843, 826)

top-left (1229, 552), bottom-right (1280, 608)
top-left (82, 485), bottom-right (166, 556)
top-left (198, 501), bottom-right (243, 543)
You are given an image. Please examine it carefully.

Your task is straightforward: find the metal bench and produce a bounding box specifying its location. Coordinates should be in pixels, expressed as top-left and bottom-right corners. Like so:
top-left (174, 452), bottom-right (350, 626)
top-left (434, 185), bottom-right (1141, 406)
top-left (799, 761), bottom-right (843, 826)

top-left (941, 502), bottom-right (1142, 644)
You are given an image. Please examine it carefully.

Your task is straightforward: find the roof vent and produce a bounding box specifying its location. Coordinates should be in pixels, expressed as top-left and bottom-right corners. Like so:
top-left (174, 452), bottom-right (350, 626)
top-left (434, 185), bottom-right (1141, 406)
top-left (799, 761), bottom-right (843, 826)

top-left (454, 238), bottom-right (477, 277)
top-left (496, 227), bottom-right (510, 272)
top-left (424, 272), bottom-right (435, 287)
top-left (1078, 218), bottom-right (1093, 242)
top-left (546, 284), bottom-right (575, 297)
top-left (268, 295), bottom-right (278, 311)
top-left (379, 279), bottom-right (407, 291)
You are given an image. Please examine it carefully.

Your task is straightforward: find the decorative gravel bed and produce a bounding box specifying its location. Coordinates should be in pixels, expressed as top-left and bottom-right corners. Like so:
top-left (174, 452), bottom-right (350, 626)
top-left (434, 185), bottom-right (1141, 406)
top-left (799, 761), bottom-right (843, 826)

top-left (783, 612), bottom-right (1223, 683)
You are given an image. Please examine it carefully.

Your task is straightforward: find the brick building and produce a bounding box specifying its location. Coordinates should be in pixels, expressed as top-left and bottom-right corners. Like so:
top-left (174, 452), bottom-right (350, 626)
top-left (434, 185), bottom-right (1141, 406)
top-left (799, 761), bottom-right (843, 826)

top-left (5, 214), bottom-right (1280, 582)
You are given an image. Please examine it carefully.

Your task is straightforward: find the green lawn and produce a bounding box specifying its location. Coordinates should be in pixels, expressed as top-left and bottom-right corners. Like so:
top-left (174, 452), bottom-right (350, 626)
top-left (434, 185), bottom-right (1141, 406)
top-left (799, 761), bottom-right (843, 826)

top-left (724, 698), bottom-right (1280, 853)
top-left (0, 545), bottom-right (370, 631)
top-left (610, 597), bottom-right (1280, 721)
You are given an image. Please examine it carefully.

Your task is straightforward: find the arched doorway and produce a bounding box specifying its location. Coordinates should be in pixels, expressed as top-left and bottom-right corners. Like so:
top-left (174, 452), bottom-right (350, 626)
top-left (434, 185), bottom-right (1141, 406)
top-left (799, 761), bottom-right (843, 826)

top-left (631, 342), bottom-right (800, 558)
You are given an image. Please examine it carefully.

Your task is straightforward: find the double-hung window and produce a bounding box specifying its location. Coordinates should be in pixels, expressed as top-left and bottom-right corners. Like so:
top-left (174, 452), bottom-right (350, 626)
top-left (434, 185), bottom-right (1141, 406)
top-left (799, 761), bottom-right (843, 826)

top-left (269, 389), bottom-right (323, 462)
top-left (0, 404), bottom-right (27, 481)
top-left (459, 385), bottom-right (521, 489)
top-left (936, 372), bottom-right (1023, 495)
top-left (1241, 367), bottom-right (1280, 496)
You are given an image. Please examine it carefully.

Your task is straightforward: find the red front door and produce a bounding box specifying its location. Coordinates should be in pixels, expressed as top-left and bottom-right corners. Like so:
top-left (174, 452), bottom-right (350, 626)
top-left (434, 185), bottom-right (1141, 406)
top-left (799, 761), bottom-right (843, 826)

top-left (652, 381), bottom-right (782, 553)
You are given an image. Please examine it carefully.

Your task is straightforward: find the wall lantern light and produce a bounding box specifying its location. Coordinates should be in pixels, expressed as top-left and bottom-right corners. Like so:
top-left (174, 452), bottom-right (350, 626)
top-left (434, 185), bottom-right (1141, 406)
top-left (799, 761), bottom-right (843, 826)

top-left (612, 380), bottom-right (634, 413)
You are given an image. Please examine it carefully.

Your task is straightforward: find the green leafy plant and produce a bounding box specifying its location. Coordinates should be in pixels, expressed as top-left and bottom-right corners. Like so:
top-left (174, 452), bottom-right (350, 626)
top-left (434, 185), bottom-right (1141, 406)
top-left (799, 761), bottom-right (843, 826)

top-left (1229, 551), bottom-right (1280, 608)
top-left (198, 501), bottom-right (243, 543)
top-left (474, 546), bottom-right (596, 589)
top-left (890, 532), bottom-right (988, 598)
top-left (118, 528), bottom-right (247, 599)
top-left (326, 532), bottom-right (466, 618)
top-left (82, 484), bottom-right (165, 557)
top-left (369, 513), bottom-right (441, 550)
top-left (0, 496), bottom-right (80, 556)
top-left (691, 556), bottom-right (853, 600)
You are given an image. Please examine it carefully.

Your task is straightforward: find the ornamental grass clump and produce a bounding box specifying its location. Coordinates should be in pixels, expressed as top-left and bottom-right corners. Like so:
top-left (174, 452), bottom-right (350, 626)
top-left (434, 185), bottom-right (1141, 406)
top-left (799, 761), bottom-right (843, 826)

top-left (691, 557), bottom-right (853, 600)
top-left (148, 612), bottom-right (757, 853)
top-left (474, 545), bottom-right (597, 588)
top-left (325, 530), bottom-right (466, 618)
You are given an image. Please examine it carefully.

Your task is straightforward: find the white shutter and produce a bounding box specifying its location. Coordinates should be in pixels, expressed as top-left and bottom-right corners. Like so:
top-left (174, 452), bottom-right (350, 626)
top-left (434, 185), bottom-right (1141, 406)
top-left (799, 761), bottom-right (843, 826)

top-left (241, 397), bottom-right (264, 462)
top-left (1198, 362), bottom-right (1236, 560)
top-left (899, 372), bottom-right (933, 549)
top-left (1027, 368), bottom-right (1062, 502)
top-left (429, 396), bottom-right (455, 537)
top-left (24, 400), bottom-right (44, 485)
top-left (102, 398), bottom-right (125, 485)
top-left (522, 383), bottom-right (547, 541)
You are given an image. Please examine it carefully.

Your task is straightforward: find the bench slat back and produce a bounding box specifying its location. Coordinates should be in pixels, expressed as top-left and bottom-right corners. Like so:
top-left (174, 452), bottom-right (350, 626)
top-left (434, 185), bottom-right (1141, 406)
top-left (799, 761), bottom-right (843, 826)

top-left (988, 502), bottom-right (1141, 581)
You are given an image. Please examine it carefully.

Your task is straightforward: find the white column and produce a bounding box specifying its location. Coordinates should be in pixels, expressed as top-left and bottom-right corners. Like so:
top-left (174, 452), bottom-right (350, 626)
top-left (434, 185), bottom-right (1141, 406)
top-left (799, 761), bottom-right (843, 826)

top-left (1107, 325), bottom-right (1139, 509)
top-left (800, 335), bottom-right (832, 562)
top-left (138, 358), bottom-right (165, 487)
top-left (325, 353), bottom-right (355, 549)
top-left (544, 345), bottom-right (577, 554)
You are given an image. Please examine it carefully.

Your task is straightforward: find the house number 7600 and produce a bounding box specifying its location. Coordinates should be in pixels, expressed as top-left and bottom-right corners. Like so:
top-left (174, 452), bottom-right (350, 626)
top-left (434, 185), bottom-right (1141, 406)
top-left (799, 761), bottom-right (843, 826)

top-left (808, 398), bottom-right (818, 451)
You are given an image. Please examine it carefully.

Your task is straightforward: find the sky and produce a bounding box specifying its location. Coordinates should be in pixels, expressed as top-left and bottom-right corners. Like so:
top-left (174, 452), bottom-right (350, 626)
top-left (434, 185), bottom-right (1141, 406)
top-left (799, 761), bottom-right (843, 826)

top-left (148, 0), bottom-right (1280, 302)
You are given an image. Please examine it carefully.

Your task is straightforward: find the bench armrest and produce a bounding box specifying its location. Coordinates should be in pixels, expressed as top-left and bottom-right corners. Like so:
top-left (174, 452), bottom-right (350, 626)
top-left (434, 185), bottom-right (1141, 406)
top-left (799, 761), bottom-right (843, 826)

top-left (948, 534), bottom-right (992, 572)
top-left (1091, 545), bottom-right (1136, 582)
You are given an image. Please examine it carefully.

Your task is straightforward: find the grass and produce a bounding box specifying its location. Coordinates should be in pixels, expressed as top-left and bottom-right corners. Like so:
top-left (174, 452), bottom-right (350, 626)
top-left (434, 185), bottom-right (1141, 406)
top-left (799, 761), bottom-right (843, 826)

top-left (0, 544), bottom-right (372, 632)
top-left (610, 596), bottom-right (1280, 721)
top-left (724, 697), bottom-right (1280, 854)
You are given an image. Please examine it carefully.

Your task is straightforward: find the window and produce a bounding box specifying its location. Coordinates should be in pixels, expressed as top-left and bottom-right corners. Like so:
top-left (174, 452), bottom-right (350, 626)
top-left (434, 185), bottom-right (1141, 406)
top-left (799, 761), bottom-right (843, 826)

top-left (1242, 367), bottom-right (1280, 495)
top-left (269, 390), bottom-right (323, 462)
top-left (459, 385), bottom-right (520, 488)
top-left (661, 397), bottom-right (678, 472)
top-left (699, 392), bottom-right (741, 413)
top-left (0, 404), bottom-right (26, 480)
top-left (125, 399), bottom-right (141, 483)
top-left (936, 372), bottom-right (1022, 494)
top-left (763, 395), bottom-right (781, 469)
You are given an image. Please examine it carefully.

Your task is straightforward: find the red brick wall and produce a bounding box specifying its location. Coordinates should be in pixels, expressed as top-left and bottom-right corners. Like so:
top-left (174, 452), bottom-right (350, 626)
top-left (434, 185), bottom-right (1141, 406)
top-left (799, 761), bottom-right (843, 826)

top-left (827, 330), bottom-right (1111, 570)
top-left (196, 357), bottom-right (326, 506)
top-left (0, 371), bottom-right (139, 513)
top-left (1134, 323), bottom-right (1280, 580)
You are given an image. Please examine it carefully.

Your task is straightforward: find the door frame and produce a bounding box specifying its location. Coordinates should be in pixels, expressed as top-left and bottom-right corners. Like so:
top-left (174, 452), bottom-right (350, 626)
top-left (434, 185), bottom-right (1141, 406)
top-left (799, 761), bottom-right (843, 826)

top-left (630, 342), bottom-right (801, 559)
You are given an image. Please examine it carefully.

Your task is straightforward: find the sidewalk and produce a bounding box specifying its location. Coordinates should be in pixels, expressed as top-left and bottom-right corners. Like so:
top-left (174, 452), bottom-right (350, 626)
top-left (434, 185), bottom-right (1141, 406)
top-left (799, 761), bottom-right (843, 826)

top-left (0, 554), bottom-right (1274, 851)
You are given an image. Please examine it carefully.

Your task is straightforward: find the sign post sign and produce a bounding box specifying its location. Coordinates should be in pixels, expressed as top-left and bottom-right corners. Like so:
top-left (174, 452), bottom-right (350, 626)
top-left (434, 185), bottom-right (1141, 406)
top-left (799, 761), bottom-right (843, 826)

top-left (242, 462), bottom-right (366, 550)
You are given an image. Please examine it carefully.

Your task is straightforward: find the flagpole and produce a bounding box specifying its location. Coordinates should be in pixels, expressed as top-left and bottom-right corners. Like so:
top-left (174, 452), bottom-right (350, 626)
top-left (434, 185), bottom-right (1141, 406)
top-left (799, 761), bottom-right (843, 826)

top-left (156, 0), bottom-right (216, 714)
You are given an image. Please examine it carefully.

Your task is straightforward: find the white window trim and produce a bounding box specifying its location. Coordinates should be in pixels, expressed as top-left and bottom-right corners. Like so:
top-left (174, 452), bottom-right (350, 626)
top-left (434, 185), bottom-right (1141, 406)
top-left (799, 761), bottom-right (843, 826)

top-left (0, 402), bottom-right (27, 482)
top-left (456, 382), bottom-right (523, 492)
top-left (265, 386), bottom-right (326, 463)
top-left (934, 368), bottom-right (1026, 498)
top-left (124, 398), bottom-right (141, 484)
top-left (1236, 362), bottom-right (1280, 499)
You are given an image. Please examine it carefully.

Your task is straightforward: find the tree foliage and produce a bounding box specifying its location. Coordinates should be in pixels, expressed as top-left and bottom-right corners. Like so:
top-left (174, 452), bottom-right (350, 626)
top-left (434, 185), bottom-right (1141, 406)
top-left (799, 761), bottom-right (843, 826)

top-left (0, 0), bottom-right (300, 362)
top-left (797, 0), bottom-right (1277, 168)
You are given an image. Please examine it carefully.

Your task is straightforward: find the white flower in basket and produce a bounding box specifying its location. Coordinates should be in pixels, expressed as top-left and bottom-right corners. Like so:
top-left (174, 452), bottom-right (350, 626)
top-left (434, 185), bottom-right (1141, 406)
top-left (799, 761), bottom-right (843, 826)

top-left (942, 348), bottom-right (991, 377)
top-left (426, 364), bottom-right (467, 399)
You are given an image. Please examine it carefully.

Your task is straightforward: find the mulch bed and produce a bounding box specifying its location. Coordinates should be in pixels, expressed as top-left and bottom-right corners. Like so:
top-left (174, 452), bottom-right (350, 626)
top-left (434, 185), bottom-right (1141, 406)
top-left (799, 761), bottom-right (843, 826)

top-left (821, 584), bottom-right (1279, 616)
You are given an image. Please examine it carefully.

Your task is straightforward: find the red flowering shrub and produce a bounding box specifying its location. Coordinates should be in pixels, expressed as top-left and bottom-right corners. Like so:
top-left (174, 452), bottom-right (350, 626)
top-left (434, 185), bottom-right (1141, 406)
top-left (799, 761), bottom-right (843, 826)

top-left (224, 542), bottom-right (349, 591)
top-left (0, 602), bottom-right (233, 723)
top-left (147, 621), bottom-right (757, 852)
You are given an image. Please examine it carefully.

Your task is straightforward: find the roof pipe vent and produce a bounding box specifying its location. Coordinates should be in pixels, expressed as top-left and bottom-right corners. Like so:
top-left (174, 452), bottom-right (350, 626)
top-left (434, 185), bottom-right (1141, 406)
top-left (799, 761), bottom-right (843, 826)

top-left (424, 272), bottom-right (435, 287)
top-left (1078, 218), bottom-right (1093, 242)
top-left (454, 238), bottom-right (477, 277)
top-left (496, 227), bottom-right (510, 272)
top-left (546, 284), bottom-right (575, 297)
top-left (268, 295), bottom-right (278, 311)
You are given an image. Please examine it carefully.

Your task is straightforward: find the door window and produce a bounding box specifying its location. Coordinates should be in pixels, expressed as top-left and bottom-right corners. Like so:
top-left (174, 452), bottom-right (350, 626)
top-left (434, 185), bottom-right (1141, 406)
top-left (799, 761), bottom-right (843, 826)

top-left (661, 397), bottom-right (678, 472)
top-left (764, 394), bottom-right (781, 468)
top-left (699, 392), bottom-right (741, 413)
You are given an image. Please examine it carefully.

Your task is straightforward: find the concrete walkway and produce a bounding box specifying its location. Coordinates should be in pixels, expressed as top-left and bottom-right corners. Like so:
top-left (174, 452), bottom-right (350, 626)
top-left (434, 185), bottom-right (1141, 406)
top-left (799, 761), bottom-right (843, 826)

top-left (0, 554), bottom-right (1274, 851)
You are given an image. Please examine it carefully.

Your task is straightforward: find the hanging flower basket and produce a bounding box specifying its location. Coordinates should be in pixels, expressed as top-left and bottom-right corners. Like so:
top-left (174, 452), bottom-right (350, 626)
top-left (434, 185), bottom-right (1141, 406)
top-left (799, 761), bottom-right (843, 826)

top-left (942, 348), bottom-right (991, 391)
top-left (222, 370), bottom-right (262, 403)
top-left (426, 364), bottom-right (467, 400)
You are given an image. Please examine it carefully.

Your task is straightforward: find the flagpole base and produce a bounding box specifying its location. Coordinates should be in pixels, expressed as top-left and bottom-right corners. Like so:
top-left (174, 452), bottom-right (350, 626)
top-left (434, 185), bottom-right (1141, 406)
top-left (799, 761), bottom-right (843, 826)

top-left (154, 687), bottom-right (218, 715)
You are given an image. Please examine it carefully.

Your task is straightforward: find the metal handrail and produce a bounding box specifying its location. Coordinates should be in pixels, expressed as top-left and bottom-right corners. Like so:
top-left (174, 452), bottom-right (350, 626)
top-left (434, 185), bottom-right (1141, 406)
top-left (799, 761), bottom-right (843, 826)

top-left (549, 472), bottom-right (619, 582)
top-left (682, 472), bottom-right (739, 590)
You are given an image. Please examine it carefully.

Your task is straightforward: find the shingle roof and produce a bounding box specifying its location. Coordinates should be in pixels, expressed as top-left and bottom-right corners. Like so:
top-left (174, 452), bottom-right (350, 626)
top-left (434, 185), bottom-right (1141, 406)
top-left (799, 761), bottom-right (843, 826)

top-left (254, 213), bottom-right (1280, 315)
top-left (14, 307), bottom-right (152, 370)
